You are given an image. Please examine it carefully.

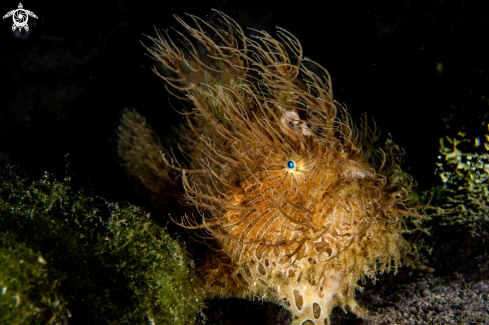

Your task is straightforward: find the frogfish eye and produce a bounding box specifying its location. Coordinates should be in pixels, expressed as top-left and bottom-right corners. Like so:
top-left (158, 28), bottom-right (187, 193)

top-left (287, 160), bottom-right (295, 169)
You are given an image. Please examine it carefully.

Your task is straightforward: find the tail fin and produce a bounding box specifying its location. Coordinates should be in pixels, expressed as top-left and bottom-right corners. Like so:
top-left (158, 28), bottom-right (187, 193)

top-left (117, 108), bottom-right (177, 197)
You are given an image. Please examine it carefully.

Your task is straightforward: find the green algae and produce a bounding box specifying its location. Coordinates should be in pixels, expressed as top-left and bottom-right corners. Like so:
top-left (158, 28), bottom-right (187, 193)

top-left (0, 233), bottom-right (69, 325)
top-left (434, 122), bottom-right (489, 230)
top-left (0, 167), bottom-right (203, 324)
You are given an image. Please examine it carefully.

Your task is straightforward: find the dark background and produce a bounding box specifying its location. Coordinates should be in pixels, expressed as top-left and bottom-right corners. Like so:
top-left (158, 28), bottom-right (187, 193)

top-left (1, 0), bottom-right (488, 324)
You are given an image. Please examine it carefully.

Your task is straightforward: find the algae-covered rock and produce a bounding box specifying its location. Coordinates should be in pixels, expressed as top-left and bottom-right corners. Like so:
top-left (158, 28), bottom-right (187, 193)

top-left (0, 167), bottom-right (203, 324)
top-left (0, 233), bottom-right (69, 325)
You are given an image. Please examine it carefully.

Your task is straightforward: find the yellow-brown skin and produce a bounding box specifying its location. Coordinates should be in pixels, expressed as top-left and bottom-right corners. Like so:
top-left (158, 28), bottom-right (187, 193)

top-left (118, 11), bottom-right (422, 324)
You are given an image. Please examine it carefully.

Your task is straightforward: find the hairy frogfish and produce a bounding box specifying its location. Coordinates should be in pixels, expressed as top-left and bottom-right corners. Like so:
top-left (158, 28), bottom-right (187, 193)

top-left (117, 11), bottom-right (423, 325)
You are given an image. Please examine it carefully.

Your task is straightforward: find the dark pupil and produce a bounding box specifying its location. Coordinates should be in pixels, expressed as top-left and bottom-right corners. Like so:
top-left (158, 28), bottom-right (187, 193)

top-left (288, 160), bottom-right (295, 169)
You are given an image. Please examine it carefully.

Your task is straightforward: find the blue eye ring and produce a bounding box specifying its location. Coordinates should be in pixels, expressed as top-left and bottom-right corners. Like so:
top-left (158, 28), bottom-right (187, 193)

top-left (287, 160), bottom-right (295, 169)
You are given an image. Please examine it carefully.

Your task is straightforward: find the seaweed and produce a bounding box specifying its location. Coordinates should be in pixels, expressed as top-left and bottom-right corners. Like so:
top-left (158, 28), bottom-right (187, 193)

top-left (0, 166), bottom-right (204, 324)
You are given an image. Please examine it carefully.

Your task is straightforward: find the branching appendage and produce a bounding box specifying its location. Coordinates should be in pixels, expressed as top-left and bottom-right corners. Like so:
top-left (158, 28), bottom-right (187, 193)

top-left (118, 10), bottom-right (424, 325)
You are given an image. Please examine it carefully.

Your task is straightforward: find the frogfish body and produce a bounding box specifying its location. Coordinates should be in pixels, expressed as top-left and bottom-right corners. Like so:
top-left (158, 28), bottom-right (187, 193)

top-left (118, 11), bottom-right (422, 325)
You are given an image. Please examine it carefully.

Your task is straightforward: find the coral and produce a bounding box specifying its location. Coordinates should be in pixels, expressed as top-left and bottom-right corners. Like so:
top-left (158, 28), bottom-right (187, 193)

top-left (0, 167), bottom-right (203, 324)
top-left (118, 11), bottom-right (424, 324)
